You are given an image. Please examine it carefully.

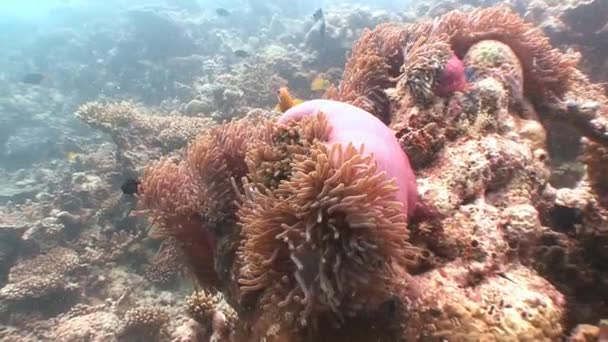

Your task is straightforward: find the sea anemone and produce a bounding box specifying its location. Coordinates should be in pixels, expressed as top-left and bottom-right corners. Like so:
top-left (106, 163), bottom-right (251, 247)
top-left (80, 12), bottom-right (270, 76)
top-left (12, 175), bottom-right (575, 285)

top-left (334, 6), bottom-right (578, 112)
top-left (398, 35), bottom-right (457, 106)
top-left (237, 100), bottom-right (419, 330)
top-left (137, 158), bottom-right (218, 284)
top-left (137, 119), bottom-right (263, 286)
top-left (433, 54), bottom-right (466, 97)
top-left (278, 100), bottom-right (418, 217)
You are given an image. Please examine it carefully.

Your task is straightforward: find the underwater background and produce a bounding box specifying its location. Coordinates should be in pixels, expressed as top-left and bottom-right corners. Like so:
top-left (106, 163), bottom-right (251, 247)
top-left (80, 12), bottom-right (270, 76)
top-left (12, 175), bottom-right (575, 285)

top-left (0, 0), bottom-right (607, 341)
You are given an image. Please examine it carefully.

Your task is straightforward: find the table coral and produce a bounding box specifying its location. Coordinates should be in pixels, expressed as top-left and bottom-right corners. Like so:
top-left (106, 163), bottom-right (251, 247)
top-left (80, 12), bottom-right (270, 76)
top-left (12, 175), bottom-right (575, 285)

top-left (76, 101), bottom-right (214, 171)
top-left (131, 5), bottom-right (608, 341)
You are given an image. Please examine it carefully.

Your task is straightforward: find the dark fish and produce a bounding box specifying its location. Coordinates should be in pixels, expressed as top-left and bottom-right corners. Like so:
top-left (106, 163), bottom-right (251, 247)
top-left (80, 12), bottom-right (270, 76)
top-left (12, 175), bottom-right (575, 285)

top-left (216, 8), bottom-right (230, 17)
top-left (313, 8), bottom-right (323, 21)
top-left (121, 178), bottom-right (140, 195)
top-left (21, 73), bottom-right (46, 85)
top-left (234, 49), bottom-right (250, 58)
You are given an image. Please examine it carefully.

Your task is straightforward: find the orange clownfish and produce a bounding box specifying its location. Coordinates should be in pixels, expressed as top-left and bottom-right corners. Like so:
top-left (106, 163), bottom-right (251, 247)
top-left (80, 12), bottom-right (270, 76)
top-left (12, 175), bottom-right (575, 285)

top-left (275, 87), bottom-right (303, 112)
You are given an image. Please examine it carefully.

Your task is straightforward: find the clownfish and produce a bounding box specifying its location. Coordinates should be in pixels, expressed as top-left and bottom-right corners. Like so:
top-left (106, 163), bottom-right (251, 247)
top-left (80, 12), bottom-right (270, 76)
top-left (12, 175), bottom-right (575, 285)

top-left (275, 87), bottom-right (303, 112)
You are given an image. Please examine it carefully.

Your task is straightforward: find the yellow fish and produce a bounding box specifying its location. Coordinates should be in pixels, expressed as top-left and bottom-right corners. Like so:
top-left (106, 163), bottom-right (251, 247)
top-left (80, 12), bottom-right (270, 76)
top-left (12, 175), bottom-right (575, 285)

top-left (275, 87), bottom-right (303, 112)
top-left (66, 151), bottom-right (79, 163)
top-left (310, 76), bottom-right (331, 92)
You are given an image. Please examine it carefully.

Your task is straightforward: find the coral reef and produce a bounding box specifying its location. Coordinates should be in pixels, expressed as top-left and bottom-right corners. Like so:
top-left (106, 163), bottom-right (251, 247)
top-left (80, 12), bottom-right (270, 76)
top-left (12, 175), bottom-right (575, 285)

top-left (0, 3), bottom-right (444, 341)
top-left (118, 306), bottom-right (170, 341)
top-left (76, 101), bottom-right (214, 171)
top-left (3, 2), bottom-right (608, 341)
top-left (520, 0), bottom-right (608, 87)
top-left (0, 247), bottom-right (81, 316)
top-left (131, 5), bottom-right (608, 341)
top-left (185, 290), bottom-right (237, 341)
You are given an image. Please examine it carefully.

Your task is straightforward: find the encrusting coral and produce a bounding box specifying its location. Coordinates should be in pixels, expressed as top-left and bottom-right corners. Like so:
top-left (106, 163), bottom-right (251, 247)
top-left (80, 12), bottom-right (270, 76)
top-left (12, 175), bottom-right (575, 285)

top-left (132, 5), bottom-right (608, 341)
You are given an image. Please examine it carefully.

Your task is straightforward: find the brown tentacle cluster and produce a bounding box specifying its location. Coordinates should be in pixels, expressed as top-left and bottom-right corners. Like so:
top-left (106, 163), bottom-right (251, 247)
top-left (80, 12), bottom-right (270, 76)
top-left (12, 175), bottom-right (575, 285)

top-left (139, 158), bottom-right (202, 240)
top-left (335, 5), bottom-right (578, 111)
top-left (186, 120), bottom-right (259, 230)
top-left (237, 114), bottom-right (418, 332)
top-left (332, 23), bottom-right (408, 122)
top-left (244, 113), bottom-right (332, 191)
top-left (398, 34), bottom-right (453, 107)
top-left (442, 6), bottom-right (577, 102)
top-left (137, 119), bottom-right (264, 285)
top-left (137, 157), bottom-right (218, 284)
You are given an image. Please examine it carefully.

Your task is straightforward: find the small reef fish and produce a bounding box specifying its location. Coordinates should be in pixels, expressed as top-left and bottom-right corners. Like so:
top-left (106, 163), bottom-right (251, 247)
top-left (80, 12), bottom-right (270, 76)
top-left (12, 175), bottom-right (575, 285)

top-left (66, 151), bottom-right (79, 164)
top-left (21, 73), bottom-right (47, 85)
top-left (215, 8), bottom-right (230, 17)
top-left (275, 87), bottom-right (303, 113)
top-left (121, 178), bottom-right (140, 195)
top-left (310, 76), bottom-right (331, 91)
top-left (234, 49), bottom-right (251, 58)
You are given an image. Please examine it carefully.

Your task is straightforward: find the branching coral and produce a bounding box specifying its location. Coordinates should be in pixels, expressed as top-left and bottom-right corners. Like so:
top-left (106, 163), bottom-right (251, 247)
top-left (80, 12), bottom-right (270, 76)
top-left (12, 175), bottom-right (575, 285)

top-left (185, 289), bottom-right (237, 341)
top-left (0, 247), bottom-right (81, 315)
top-left (119, 306), bottom-right (169, 342)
